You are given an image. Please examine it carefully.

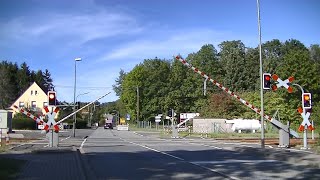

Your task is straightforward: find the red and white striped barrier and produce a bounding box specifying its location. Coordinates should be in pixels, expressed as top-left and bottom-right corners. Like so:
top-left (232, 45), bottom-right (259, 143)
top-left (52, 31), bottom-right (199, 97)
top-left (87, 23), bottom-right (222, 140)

top-left (175, 55), bottom-right (299, 137)
top-left (13, 105), bottom-right (60, 132)
top-left (13, 105), bottom-right (46, 125)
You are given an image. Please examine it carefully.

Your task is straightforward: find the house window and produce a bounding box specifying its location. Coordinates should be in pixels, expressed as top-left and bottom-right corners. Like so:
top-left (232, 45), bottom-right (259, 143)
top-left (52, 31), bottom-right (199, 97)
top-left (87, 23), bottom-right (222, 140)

top-left (43, 102), bottom-right (48, 107)
top-left (19, 102), bottom-right (24, 107)
top-left (31, 101), bottom-right (36, 108)
top-left (31, 90), bottom-right (33, 95)
top-left (35, 90), bottom-right (38, 95)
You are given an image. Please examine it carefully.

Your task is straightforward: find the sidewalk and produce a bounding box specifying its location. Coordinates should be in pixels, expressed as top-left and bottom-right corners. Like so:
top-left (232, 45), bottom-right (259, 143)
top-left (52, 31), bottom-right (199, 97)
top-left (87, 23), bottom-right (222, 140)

top-left (3, 147), bottom-right (87, 180)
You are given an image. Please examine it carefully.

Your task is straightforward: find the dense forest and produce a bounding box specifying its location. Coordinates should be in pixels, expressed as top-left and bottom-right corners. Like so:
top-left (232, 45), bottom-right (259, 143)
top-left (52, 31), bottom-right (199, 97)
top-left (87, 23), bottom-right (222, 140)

top-left (113, 39), bottom-right (320, 129)
top-left (0, 61), bottom-right (55, 109)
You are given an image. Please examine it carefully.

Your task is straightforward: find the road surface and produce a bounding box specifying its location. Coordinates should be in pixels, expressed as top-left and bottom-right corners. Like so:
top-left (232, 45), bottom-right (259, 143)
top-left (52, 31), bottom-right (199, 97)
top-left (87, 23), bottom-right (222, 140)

top-left (80, 128), bottom-right (320, 180)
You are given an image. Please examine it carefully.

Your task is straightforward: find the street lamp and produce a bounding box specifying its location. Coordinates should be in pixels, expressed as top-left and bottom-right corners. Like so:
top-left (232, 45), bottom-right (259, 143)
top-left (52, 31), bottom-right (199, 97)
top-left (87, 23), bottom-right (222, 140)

top-left (257, 0), bottom-right (265, 149)
top-left (74, 92), bottom-right (90, 132)
top-left (73, 57), bottom-right (82, 137)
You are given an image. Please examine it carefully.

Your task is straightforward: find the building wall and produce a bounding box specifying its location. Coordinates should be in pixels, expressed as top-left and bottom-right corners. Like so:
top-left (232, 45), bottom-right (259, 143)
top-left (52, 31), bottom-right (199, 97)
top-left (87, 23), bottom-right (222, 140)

top-left (11, 82), bottom-right (51, 117)
top-left (193, 118), bottom-right (233, 133)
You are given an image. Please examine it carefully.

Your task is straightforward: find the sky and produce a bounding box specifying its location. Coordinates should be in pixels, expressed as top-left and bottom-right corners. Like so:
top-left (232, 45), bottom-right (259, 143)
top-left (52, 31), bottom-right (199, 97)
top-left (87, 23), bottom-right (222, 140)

top-left (0, 0), bottom-right (319, 103)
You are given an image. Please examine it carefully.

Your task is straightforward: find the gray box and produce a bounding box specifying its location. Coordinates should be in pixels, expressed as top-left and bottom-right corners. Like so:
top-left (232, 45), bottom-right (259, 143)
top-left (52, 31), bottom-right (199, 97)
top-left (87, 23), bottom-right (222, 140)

top-left (0, 110), bottom-right (13, 134)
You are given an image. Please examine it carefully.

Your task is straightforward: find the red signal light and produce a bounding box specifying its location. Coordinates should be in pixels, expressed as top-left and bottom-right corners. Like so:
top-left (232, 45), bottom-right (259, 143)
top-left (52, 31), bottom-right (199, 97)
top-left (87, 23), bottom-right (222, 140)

top-left (302, 93), bottom-right (311, 109)
top-left (48, 91), bottom-right (57, 106)
top-left (263, 73), bottom-right (271, 90)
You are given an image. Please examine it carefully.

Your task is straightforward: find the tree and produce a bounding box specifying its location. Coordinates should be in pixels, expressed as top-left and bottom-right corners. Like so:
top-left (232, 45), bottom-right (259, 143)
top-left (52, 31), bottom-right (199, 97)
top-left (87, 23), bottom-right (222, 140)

top-left (219, 40), bottom-right (248, 92)
top-left (17, 62), bottom-right (31, 95)
top-left (43, 69), bottom-right (54, 92)
top-left (113, 69), bottom-right (127, 97)
top-left (244, 47), bottom-right (260, 91)
top-left (310, 44), bottom-right (320, 63)
top-left (0, 61), bottom-right (18, 108)
top-left (262, 39), bottom-right (284, 74)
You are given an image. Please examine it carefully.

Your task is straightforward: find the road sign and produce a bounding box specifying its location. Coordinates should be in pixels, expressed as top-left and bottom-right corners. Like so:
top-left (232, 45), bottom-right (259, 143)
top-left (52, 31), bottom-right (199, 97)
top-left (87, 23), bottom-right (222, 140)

top-left (126, 114), bottom-right (130, 120)
top-left (120, 118), bottom-right (125, 124)
top-left (272, 74), bottom-right (294, 93)
top-left (297, 107), bottom-right (314, 131)
top-left (155, 116), bottom-right (161, 123)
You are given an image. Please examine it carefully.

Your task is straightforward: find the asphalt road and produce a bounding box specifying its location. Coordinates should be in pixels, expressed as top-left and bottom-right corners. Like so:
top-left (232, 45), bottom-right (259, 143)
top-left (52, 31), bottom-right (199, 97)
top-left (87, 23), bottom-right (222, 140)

top-left (80, 128), bottom-right (320, 180)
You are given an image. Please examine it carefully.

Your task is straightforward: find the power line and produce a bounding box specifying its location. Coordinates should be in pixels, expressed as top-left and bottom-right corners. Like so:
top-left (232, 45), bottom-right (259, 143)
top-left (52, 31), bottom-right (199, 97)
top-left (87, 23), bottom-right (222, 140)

top-left (55, 85), bottom-right (113, 89)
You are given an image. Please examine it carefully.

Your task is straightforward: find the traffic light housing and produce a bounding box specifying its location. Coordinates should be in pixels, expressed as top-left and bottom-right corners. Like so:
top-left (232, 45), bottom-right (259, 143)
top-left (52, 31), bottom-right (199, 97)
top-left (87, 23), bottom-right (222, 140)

top-left (302, 93), bottom-right (312, 109)
top-left (48, 91), bottom-right (57, 106)
top-left (168, 109), bottom-right (172, 117)
top-left (263, 73), bottom-right (271, 90)
top-left (77, 102), bottom-right (80, 109)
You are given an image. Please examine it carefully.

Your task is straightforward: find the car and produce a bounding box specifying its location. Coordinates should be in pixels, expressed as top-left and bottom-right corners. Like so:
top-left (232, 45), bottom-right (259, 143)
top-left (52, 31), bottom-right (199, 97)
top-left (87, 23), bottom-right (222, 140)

top-left (104, 123), bottom-right (113, 129)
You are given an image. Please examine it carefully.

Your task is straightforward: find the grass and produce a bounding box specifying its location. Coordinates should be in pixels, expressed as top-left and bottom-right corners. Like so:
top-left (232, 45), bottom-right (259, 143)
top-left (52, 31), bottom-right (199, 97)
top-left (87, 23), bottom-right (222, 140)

top-left (0, 157), bottom-right (26, 180)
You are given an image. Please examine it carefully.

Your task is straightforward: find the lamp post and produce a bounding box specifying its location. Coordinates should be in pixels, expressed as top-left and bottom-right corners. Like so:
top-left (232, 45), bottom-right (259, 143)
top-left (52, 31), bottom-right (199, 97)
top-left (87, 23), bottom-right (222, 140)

top-left (257, 0), bottom-right (265, 149)
top-left (73, 57), bottom-right (82, 137)
top-left (75, 92), bottom-right (90, 130)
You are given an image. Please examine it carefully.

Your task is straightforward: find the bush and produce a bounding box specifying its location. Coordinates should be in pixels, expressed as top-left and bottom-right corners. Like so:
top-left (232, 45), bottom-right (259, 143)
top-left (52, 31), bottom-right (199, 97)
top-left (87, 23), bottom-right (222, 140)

top-left (76, 120), bottom-right (88, 129)
top-left (12, 114), bottom-right (37, 130)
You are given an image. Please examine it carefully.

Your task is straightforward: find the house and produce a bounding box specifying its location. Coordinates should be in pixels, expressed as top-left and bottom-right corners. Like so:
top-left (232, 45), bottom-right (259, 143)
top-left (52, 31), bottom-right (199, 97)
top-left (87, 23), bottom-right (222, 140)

top-left (10, 82), bottom-right (54, 117)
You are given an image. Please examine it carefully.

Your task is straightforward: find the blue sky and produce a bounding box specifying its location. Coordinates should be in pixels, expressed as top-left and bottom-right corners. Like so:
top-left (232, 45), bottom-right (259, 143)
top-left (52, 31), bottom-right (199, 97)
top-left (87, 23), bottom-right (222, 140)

top-left (1, 0), bottom-right (319, 103)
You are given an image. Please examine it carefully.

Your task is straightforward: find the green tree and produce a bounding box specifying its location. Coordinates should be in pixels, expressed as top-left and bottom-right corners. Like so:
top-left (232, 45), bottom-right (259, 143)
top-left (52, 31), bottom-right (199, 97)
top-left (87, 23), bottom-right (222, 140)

top-left (43, 69), bottom-right (54, 92)
top-left (219, 40), bottom-right (248, 91)
top-left (17, 62), bottom-right (32, 95)
top-left (0, 61), bottom-right (19, 108)
top-left (113, 69), bottom-right (127, 97)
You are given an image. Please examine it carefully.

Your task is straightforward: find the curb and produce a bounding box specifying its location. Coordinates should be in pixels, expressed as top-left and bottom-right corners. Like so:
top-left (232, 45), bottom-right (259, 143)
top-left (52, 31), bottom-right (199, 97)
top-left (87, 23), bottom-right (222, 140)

top-left (74, 148), bottom-right (87, 180)
top-left (76, 148), bottom-right (97, 180)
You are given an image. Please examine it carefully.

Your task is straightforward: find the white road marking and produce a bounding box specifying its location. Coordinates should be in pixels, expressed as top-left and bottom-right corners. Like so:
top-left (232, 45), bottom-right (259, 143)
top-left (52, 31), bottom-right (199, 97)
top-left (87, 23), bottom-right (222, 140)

top-left (80, 138), bottom-right (87, 149)
top-left (192, 159), bottom-right (278, 165)
top-left (60, 136), bottom-right (71, 141)
top-left (119, 137), bottom-right (238, 180)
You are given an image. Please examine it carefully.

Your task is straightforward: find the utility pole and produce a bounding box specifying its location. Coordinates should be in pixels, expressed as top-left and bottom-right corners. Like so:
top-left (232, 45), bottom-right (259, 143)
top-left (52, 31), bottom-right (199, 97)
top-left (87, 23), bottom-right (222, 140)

top-left (257, 0), bottom-right (265, 149)
top-left (136, 86), bottom-right (139, 122)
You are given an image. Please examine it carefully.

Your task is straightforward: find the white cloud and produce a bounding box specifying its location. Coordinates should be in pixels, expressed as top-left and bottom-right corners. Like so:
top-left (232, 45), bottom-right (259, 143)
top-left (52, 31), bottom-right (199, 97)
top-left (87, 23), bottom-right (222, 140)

top-left (98, 29), bottom-right (236, 61)
top-left (0, 10), bottom-right (143, 47)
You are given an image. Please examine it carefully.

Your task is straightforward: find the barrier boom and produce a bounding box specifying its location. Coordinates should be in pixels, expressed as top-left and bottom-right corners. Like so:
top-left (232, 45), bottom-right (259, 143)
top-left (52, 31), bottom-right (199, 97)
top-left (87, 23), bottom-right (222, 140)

top-left (56, 92), bottom-right (111, 124)
top-left (175, 55), bottom-right (299, 138)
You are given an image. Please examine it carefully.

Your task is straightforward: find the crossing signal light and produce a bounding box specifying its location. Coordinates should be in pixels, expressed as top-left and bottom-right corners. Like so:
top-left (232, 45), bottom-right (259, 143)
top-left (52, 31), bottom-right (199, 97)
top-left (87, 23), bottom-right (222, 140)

top-left (168, 109), bottom-right (173, 117)
top-left (302, 93), bottom-right (312, 109)
top-left (48, 91), bottom-right (57, 106)
top-left (263, 73), bottom-right (271, 90)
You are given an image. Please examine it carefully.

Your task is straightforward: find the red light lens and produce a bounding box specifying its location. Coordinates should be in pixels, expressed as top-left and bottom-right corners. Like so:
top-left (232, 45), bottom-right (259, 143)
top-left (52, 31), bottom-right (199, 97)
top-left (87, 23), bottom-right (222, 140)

top-left (265, 75), bottom-right (270, 81)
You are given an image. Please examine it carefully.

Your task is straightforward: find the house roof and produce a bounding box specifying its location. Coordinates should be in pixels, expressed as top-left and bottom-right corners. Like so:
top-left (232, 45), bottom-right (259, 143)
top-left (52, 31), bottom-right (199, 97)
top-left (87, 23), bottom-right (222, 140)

top-left (10, 82), bottom-right (47, 108)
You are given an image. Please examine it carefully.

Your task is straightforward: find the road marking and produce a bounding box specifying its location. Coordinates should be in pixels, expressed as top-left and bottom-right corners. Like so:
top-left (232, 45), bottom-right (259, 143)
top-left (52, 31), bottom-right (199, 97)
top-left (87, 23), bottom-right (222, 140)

top-left (119, 137), bottom-right (238, 180)
top-left (185, 141), bottom-right (222, 150)
top-left (192, 159), bottom-right (278, 164)
top-left (120, 137), bottom-right (184, 161)
top-left (80, 138), bottom-right (87, 149)
top-left (133, 132), bottom-right (144, 137)
top-left (164, 138), bottom-right (222, 150)
top-left (60, 136), bottom-right (71, 141)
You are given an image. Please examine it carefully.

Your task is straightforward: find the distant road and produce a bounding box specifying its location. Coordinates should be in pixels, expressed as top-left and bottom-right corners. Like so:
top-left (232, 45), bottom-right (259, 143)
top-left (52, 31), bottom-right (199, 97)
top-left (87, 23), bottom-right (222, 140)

top-left (81, 128), bottom-right (320, 180)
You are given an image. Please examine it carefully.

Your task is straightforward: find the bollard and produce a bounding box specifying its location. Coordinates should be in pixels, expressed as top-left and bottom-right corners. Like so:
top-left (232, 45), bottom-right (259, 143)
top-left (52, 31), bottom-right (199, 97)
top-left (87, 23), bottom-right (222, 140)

top-left (5, 132), bottom-right (9, 145)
